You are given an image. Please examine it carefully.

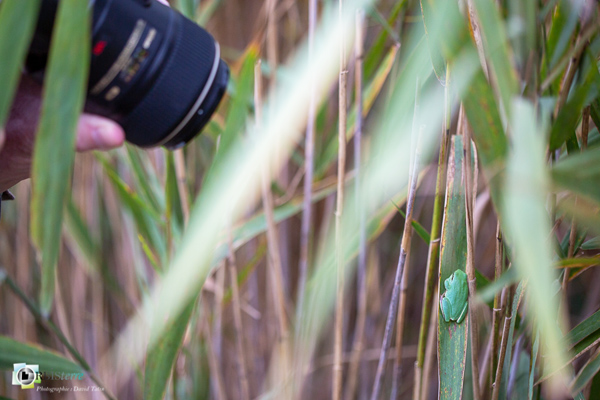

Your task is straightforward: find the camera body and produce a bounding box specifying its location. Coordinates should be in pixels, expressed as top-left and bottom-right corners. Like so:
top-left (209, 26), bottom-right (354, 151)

top-left (27, 0), bottom-right (229, 148)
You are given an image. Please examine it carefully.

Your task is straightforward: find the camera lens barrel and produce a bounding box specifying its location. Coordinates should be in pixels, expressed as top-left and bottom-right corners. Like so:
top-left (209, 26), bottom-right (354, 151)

top-left (28, 0), bottom-right (229, 148)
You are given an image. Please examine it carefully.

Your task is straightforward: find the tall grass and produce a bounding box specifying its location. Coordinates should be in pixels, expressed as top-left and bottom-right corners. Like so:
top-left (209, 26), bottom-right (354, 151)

top-left (1, 0), bottom-right (600, 399)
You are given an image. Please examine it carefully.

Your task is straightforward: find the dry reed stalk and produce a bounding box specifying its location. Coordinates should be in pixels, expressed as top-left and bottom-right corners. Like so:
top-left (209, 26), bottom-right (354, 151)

top-left (254, 59), bottom-right (290, 390)
top-left (492, 314), bottom-right (512, 400)
top-left (479, 327), bottom-right (492, 394)
top-left (333, 0), bottom-right (348, 396)
top-left (463, 111), bottom-right (481, 400)
top-left (174, 149), bottom-right (190, 224)
top-left (490, 222), bottom-right (503, 389)
top-left (581, 106), bottom-right (590, 148)
top-left (211, 261), bottom-right (226, 399)
top-left (371, 80), bottom-right (421, 400)
top-left (420, 290), bottom-right (439, 400)
top-left (554, 40), bottom-right (587, 118)
top-left (15, 183), bottom-right (31, 341)
top-left (201, 300), bottom-right (228, 400)
top-left (414, 66), bottom-right (450, 400)
top-left (541, 24), bottom-right (598, 91)
top-left (563, 106), bottom-right (590, 295)
top-left (344, 9), bottom-right (366, 400)
top-left (228, 231), bottom-right (250, 400)
top-left (391, 85), bottom-right (423, 400)
top-left (296, 0), bottom-right (317, 329)
top-left (265, 0), bottom-right (278, 84)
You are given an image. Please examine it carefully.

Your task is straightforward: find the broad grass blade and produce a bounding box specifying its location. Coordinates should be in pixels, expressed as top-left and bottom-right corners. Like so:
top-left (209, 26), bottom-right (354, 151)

top-left (0, 336), bottom-right (83, 374)
top-left (438, 135), bottom-right (470, 400)
top-left (502, 98), bottom-right (568, 390)
top-left (144, 300), bottom-right (196, 400)
top-left (471, 0), bottom-right (519, 116)
top-left (0, 0), bottom-right (41, 128)
top-left (461, 69), bottom-right (508, 207)
top-left (30, 0), bottom-right (91, 317)
top-left (549, 54), bottom-right (600, 151)
top-left (420, 0), bottom-right (447, 84)
top-left (571, 347), bottom-right (600, 395)
top-left (552, 145), bottom-right (600, 204)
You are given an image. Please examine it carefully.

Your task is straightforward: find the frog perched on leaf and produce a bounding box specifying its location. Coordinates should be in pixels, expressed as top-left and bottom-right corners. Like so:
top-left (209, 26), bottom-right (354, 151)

top-left (440, 270), bottom-right (469, 324)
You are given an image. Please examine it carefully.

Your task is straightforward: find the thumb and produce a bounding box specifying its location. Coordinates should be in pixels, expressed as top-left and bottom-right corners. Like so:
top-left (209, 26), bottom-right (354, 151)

top-left (75, 114), bottom-right (125, 152)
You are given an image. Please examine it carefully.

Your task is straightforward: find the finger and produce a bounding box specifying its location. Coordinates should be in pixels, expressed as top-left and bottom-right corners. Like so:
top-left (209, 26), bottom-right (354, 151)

top-left (75, 114), bottom-right (125, 152)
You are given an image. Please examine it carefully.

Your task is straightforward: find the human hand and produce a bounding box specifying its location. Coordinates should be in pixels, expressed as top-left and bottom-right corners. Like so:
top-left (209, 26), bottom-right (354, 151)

top-left (0, 75), bottom-right (125, 193)
top-left (0, 0), bottom-right (170, 193)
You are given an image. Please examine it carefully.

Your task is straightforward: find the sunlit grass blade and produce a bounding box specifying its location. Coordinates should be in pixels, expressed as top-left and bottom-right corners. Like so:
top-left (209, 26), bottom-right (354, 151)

top-left (438, 135), bottom-right (469, 400)
top-left (364, 0), bottom-right (404, 78)
top-left (570, 347), bottom-right (600, 395)
top-left (165, 151), bottom-right (185, 240)
top-left (543, 0), bottom-right (580, 81)
top-left (30, 0), bottom-right (91, 317)
top-left (0, 0), bottom-right (41, 129)
top-left (549, 53), bottom-right (600, 151)
top-left (420, 0), bottom-right (446, 84)
top-left (64, 198), bottom-right (99, 270)
top-left (125, 146), bottom-right (165, 216)
top-left (552, 145), bottom-right (600, 204)
top-left (460, 68), bottom-right (508, 206)
top-left (144, 300), bottom-right (196, 400)
top-left (391, 201), bottom-right (431, 243)
top-left (529, 330), bottom-right (540, 400)
top-left (502, 98), bottom-right (569, 391)
top-left (96, 154), bottom-right (167, 262)
top-left (102, 2), bottom-right (376, 388)
top-left (0, 336), bottom-right (83, 374)
top-left (471, 0), bottom-right (519, 116)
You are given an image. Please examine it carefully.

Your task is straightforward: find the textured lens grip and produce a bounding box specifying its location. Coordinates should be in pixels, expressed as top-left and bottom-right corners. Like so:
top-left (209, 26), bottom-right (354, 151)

top-left (121, 14), bottom-right (216, 147)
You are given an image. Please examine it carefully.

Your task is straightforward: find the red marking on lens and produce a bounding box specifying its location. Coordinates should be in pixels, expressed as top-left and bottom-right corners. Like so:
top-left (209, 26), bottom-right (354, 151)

top-left (93, 41), bottom-right (107, 56)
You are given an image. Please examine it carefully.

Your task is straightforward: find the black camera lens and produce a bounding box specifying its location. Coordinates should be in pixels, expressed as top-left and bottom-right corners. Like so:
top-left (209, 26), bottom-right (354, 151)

top-left (27, 0), bottom-right (229, 148)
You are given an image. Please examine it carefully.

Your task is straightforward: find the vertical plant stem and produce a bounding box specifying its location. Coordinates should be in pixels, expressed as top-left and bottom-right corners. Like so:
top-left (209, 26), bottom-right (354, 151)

top-left (371, 79), bottom-right (421, 400)
top-left (490, 222), bottom-right (503, 388)
top-left (391, 83), bottom-right (423, 400)
top-left (228, 232), bottom-right (250, 400)
top-left (345, 9), bottom-right (366, 400)
top-left (213, 262), bottom-right (225, 398)
top-left (581, 106), bottom-right (590, 148)
top-left (333, 0), bottom-right (347, 397)
top-left (414, 66), bottom-right (450, 400)
top-left (421, 288), bottom-right (439, 400)
top-left (255, 59), bottom-right (290, 387)
top-left (563, 106), bottom-right (590, 294)
top-left (265, 0), bottom-right (278, 86)
top-left (492, 315), bottom-right (512, 400)
top-left (553, 37), bottom-right (586, 118)
top-left (201, 300), bottom-right (227, 400)
top-left (463, 111), bottom-right (481, 400)
top-left (296, 0), bottom-right (317, 328)
top-left (174, 149), bottom-right (190, 224)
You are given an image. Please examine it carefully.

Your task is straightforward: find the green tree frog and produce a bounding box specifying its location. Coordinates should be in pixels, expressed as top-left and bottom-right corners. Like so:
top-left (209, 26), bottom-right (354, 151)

top-left (440, 270), bottom-right (469, 324)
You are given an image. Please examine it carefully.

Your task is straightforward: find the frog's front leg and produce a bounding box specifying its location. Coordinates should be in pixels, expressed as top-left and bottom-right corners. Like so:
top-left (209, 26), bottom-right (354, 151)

top-left (440, 295), bottom-right (453, 323)
top-left (456, 301), bottom-right (468, 324)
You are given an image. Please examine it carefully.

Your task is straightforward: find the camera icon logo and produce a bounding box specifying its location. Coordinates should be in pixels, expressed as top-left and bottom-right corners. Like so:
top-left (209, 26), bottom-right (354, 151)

top-left (12, 363), bottom-right (41, 389)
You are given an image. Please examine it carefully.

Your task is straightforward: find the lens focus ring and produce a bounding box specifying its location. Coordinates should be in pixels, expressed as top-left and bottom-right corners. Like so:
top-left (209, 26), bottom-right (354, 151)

top-left (121, 14), bottom-right (217, 147)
